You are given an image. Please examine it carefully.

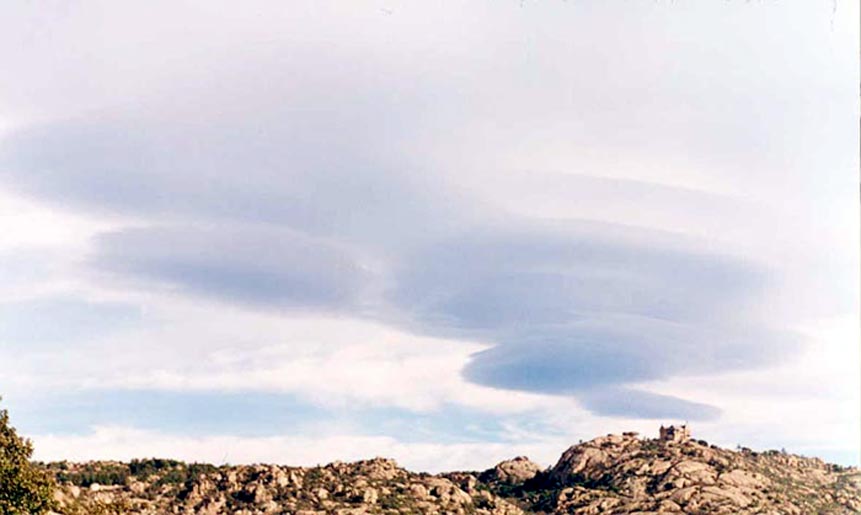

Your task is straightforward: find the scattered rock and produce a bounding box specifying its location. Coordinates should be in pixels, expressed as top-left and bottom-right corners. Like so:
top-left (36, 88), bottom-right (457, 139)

top-left (45, 428), bottom-right (861, 514)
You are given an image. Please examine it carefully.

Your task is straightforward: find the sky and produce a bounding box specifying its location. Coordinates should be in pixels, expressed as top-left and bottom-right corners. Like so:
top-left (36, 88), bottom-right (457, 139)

top-left (0, 0), bottom-right (858, 472)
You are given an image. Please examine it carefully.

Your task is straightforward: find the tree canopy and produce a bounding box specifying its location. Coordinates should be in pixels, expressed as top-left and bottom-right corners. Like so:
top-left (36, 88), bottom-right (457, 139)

top-left (0, 399), bottom-right (55, 514)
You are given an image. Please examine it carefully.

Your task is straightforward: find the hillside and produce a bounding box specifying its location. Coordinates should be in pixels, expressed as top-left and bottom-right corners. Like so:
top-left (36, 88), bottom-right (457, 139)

top-left (44, 428), bottom-right (861, 514)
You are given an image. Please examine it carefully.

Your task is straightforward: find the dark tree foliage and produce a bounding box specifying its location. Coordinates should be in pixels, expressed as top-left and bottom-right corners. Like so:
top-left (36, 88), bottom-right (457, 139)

top-left (0, 400), bottom-right (55, 514)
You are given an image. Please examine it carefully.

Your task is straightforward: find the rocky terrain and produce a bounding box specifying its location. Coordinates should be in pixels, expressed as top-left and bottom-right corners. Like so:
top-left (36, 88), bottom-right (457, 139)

top-left (42, 428), bottom-right (861, 514)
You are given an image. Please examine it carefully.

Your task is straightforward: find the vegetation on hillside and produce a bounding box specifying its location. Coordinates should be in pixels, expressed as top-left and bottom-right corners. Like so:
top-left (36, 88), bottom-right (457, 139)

top-left (45, 432), bottom-right (861, 514)
top-left (0, 399), bottom-right (56, 514)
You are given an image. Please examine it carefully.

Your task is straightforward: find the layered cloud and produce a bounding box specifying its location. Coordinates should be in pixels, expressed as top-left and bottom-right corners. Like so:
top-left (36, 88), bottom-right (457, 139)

top-left (0, 0), bottom-right (857, 464)
top-left (0, 107), bottom-right (802, 419)
top-left (94, 224), bottom-right (369, 312)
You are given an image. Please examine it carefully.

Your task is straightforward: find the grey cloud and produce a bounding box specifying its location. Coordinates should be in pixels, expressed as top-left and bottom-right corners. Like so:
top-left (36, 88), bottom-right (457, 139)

top-left (94, 224), bottom-right (369, 312)
top-left (578, 388), bottom-right (722, 422)
top-left (87, 215), bottom-right (796, 421)
top-left (0, 110), bottom-right (459, 248)
top-left (461, 316), bottom-right (798, 393)
top-left (14, 141), bottom-right (797, 420)
top-left (0, 111), bottom-right (799, 421)
top-left (0, 30), bottom-right (483, 252)
top-left (388, 224), bottom-right (799, 415)
top-left (388, 224), bottom-right (767, 334)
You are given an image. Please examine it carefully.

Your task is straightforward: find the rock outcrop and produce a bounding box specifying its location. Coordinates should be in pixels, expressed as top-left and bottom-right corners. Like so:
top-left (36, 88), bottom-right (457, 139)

top-left (48, 457), bottom-right (522, 514)
top-left (44, 429), bottom-right (861, 514)
top-left (534, 432), bottom-right (860, 514)
top-left (479, 456), bottom-right (543, 486)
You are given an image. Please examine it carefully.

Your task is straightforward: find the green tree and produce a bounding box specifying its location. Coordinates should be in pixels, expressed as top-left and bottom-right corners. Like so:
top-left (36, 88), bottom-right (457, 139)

top-left (0, 399), bottom-right (55, 514)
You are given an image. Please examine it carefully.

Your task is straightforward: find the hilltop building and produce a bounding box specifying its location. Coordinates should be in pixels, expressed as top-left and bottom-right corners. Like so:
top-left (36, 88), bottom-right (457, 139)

top-left (659, 424), bottom-right (690, 443)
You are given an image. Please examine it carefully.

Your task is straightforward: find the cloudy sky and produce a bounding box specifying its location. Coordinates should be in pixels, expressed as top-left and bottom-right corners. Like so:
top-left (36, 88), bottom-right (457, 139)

top-left (0, 0), bottom-right (858, 471)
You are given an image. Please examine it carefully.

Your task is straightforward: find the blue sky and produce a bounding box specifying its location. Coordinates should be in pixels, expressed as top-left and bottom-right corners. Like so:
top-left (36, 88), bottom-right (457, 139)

top-left (0, 1), bottom-right (858, 471)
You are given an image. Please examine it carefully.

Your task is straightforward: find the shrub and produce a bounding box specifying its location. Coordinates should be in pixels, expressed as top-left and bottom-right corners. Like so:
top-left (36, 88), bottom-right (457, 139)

top-left (129, 458), bottom-right (182, 479)
top-left (0, 400), bottom-right (56, 513)
top-left (56, 463), bottom-right (129, 487)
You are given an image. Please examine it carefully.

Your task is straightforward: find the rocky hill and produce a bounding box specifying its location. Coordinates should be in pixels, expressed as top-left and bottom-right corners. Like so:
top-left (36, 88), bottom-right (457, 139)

top-left (43, 428), bottom-right (861, 514)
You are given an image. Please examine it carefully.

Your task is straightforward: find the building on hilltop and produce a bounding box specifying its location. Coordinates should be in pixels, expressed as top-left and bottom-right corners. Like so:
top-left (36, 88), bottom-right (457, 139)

top-left (659, 424), bottom-right (690, 443)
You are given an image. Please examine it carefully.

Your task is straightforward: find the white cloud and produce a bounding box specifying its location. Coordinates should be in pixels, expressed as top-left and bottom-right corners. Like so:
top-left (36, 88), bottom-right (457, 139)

top-left (0, 295), bottom-right (553, 414)
top-left (31, 425), bottom-right (566, 473)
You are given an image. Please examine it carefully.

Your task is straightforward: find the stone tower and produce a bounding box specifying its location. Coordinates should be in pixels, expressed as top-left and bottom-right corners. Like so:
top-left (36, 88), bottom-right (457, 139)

top-left (659, 424), bottom-right (691, 443)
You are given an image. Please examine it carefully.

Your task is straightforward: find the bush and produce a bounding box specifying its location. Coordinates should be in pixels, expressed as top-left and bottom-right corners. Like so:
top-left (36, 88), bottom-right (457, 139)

top-left (128, 458), bottom-right (182, 479)
top-left (56, 462), bottom-right (130, 487)
top-left (0, 400), bottom-right (56, 513)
